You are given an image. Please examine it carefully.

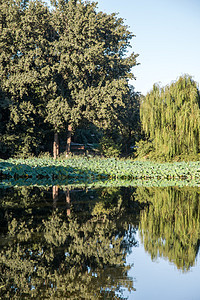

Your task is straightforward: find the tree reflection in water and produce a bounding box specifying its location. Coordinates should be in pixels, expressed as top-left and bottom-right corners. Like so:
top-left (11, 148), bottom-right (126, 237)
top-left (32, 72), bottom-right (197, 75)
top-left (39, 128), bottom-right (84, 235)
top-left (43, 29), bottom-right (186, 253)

top-left (0, 186), bottom-right (142, 299)
top-left (137, 187), bottom-right (200, 271)
top-left (1, 185), bottom-right (199, 298)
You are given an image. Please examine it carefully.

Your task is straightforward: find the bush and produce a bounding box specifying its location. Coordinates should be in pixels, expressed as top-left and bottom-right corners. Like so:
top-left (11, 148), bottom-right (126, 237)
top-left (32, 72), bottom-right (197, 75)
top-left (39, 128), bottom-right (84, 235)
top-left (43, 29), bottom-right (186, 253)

top-left (99, 137), bottom-right (121, 158)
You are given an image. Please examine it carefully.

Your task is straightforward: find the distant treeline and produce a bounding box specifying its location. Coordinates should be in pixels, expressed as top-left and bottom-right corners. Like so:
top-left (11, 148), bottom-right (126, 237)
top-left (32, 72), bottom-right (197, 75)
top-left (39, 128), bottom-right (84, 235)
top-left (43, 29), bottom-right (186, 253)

top-left (0, 0), bottom-right (199, 161)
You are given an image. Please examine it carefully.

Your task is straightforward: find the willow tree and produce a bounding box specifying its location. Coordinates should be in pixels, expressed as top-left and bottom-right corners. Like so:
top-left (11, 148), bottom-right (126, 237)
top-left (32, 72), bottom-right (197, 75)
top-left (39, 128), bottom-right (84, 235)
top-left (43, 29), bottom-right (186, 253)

top-left (140, 75), bottom-right (200, 159)
top-left (46, 0), bottom-right (138, 157)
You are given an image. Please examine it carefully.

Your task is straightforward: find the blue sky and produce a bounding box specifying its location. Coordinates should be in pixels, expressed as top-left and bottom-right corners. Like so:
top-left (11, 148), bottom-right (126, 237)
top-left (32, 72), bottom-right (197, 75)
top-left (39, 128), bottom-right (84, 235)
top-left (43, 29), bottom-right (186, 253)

top-left (96, 0), bottom-right (200, 95)
top-left (46, 0), bottom-right (200, 95)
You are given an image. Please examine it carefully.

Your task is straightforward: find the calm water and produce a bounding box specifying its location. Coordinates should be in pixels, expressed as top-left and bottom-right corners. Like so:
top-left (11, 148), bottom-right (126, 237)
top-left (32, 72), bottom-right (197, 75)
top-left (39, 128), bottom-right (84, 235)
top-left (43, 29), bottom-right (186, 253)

top-left (0, 185), bottom-right (200, 299)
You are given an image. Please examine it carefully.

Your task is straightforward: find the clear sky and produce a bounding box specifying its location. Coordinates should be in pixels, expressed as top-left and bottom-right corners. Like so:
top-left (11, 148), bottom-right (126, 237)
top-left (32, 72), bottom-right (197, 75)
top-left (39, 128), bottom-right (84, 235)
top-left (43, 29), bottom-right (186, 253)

top-left (96, 0), bottom-right (200, 95)
top-left (46, 0), bottom-right (200, 95)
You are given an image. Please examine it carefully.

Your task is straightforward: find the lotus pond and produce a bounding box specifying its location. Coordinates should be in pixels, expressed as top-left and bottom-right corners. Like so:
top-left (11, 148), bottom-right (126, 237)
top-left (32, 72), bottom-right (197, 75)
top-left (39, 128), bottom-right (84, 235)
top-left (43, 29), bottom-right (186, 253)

top-left (0, 181), bottom-right (200, 299)
top-left (1, 157), bottom-right (200, 182)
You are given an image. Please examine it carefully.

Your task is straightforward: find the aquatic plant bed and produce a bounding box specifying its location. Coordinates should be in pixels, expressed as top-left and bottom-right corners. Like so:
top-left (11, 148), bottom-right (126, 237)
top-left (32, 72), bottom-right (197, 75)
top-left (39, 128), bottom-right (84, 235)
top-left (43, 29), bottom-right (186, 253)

top-left (0, 157), bottom-right (200, 182)
top-left (1, 177), bottom-right (199, 189)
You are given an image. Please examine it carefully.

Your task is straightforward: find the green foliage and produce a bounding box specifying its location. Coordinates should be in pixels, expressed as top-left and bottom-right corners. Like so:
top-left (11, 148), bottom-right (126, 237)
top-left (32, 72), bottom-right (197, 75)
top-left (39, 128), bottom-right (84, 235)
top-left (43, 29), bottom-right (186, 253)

top-left (99, 136), bottom-right (122, 158)
top-left (45, 0), bottom-right (138, 141)
top-left (135, 140), bottom-right (154, 159)
top-left (0, 0), bottom-right (54, 157)
top-left (118, 85), bottom-right (141, 153)
top-left (136, 140), bottom-right (200, 162)
top-left (1, 158), bottom-right (200, 186)
top-left (73, 123), bottom-right (103, 145)
top-left (0, 0), bottom-right (138, 158)
top-left (140, 75), bottom-right (200, 160)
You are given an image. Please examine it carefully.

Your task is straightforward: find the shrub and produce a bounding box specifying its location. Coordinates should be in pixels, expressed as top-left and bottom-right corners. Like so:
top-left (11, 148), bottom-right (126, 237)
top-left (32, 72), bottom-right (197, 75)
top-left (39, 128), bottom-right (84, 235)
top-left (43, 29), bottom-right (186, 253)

top-left (99, 137), bottom-right (121, 158)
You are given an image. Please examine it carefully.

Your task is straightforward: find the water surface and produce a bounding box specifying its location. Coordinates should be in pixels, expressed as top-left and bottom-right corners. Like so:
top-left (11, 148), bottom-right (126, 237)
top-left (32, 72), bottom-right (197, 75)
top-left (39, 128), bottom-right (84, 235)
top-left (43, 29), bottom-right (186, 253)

top-left (0, 185), bottom-right (200, 299)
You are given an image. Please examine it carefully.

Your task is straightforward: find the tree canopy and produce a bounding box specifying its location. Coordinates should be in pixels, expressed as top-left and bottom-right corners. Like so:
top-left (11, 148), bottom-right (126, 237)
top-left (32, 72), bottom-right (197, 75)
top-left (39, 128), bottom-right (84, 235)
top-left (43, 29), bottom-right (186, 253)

top-left (1, 1), bottom-right (199, 161)
top-left (0, 0), bottom-right (139, 158)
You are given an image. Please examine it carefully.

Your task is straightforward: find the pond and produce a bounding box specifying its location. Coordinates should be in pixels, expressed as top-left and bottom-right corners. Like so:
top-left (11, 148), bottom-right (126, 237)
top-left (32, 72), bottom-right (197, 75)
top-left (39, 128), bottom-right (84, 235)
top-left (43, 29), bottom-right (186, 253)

top-left (0, 185), bottom-right (200, 299)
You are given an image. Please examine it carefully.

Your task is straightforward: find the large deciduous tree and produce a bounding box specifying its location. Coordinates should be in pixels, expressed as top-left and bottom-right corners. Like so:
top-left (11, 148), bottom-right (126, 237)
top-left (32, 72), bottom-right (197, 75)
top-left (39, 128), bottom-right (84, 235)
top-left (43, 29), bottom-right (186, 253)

top-left (140, 75), bottom-right (200, 159)
top-left (0, 0), bottom-right (138, 158)
top-left (46, 0), bottom-right (138, 157)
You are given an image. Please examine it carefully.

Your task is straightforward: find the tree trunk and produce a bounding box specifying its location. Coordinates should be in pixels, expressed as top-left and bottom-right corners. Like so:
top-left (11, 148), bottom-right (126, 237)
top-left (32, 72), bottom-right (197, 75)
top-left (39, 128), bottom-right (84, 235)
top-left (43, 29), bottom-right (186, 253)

top-left (66, 124), bottom-right (72, 156)
top-left (52, 185), bottom-right (59, 209)
top-left (65, 188), bottom-right (71, 216)
top-left (53, 132), bottom-right (59, 159)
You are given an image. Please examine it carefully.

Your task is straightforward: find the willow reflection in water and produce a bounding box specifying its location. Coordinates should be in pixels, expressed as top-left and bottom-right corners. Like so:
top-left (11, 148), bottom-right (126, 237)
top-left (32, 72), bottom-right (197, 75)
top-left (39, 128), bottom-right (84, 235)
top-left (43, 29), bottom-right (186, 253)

top-left (0, 186), bottom-right (144, 299)
top-left (137, 187), bottom-right (200, 271)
